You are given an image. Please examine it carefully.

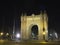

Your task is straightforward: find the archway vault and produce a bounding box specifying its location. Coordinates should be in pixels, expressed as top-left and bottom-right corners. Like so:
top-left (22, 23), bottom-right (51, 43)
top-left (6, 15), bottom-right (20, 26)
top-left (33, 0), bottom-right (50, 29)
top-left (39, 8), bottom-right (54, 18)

top-left (30, 24), bottom-right (38, 39)
top-left (21, 11), bottom-right (48, 41)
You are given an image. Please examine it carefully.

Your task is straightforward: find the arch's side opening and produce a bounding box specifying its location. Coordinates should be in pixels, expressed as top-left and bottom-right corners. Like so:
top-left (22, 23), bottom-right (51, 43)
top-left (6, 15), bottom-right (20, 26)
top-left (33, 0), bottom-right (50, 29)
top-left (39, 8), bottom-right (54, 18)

top-left (31, 25), bottom-right (38, 40)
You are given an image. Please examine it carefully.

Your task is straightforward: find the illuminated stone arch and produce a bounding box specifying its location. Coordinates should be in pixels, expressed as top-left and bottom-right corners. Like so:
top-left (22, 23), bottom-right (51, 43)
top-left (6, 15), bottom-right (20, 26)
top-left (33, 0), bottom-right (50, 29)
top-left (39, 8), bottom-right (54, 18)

top-left (21, 11), bottom-right (48, 41)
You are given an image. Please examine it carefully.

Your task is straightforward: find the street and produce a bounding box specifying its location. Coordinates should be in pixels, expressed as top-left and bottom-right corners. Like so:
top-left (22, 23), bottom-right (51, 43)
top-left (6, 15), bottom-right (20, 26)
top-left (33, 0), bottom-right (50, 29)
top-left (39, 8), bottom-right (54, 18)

top-left (0, 40), bottom-right (60, 45)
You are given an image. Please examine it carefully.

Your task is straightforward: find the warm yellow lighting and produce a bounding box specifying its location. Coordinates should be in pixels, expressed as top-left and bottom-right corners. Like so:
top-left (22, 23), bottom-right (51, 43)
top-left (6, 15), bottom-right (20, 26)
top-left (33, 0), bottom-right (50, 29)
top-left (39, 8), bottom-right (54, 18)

top-left (1, 32), bottom-right (3, 36)
top-left (21, 12), bottom-right (48, 40)
top-left (6, 33), bottom-right (9, 36)
top-left (40, 42), bottom-right (47, 44)
top-left (0, 40), bottom-right (4, 43)
top-left (43, 32), bottom-right (45, 35)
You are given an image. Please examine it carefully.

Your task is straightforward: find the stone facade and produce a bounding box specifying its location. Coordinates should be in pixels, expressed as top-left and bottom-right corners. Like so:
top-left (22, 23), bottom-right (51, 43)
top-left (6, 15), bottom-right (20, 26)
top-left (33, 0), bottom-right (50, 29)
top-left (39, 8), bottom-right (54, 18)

top-left (21, 11), bottom-right (48, 41)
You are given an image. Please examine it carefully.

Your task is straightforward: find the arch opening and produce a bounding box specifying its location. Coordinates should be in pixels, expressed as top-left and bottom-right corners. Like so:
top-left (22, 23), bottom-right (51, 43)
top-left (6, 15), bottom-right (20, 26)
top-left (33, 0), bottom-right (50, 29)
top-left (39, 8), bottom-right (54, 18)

top-left (31, 25), bottom-right (38, 40)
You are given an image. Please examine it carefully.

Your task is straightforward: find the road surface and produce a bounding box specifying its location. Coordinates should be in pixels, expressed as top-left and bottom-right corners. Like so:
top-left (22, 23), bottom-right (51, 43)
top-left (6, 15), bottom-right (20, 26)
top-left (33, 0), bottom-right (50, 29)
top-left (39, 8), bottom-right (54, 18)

top-left (0, 40), bottom-right (60, 45)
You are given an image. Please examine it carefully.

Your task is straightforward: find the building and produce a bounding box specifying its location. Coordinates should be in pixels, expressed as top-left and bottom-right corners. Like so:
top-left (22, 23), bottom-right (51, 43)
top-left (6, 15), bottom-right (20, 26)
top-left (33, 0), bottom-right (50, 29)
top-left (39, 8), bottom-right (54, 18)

top-left (21, 10), bottom-right (48, 41)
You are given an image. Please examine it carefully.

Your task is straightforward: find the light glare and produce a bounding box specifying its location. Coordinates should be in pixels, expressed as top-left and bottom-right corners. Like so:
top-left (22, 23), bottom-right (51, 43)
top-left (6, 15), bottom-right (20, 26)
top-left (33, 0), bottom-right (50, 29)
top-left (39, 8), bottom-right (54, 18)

top-left (16, 33), bottom-right (20, 38)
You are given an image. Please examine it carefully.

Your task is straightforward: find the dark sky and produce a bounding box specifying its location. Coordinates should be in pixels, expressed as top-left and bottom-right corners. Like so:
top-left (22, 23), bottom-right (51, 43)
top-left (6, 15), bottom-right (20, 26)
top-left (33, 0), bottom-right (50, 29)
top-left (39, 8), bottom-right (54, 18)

top-left (0, 0), bottom-right (60, 33)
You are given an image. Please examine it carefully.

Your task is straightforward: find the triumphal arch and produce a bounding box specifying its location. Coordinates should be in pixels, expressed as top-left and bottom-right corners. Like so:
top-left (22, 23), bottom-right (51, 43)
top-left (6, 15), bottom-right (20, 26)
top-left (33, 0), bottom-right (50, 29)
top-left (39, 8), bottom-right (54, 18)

top-left (21, 11), bottom-right (48, 41)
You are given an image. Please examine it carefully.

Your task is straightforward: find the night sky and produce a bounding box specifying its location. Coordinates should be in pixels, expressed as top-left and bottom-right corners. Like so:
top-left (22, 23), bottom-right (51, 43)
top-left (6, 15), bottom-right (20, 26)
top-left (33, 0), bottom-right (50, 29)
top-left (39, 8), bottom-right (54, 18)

top-left (0, 0), bottom-right (60, 34)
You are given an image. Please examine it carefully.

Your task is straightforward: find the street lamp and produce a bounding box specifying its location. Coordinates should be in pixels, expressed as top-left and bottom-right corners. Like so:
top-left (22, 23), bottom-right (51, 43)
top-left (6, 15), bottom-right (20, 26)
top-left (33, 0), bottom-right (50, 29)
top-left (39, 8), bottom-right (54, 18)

top-left (1, 32), bottom-right (3, 36)
top-left (43, 32), bottom-right (45, 35)
top-left (16, 33), bottom-right (20, 38)
top-left (43, 31), bottom-right (45, 40)
top-left (6, 33), bottom-right (9, 36)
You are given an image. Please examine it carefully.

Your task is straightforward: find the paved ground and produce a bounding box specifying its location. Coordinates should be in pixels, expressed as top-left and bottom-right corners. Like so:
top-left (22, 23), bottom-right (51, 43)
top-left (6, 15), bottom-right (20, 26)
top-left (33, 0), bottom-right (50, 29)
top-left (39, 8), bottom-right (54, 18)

top-left (0, 40), bottom-right (60, 45)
